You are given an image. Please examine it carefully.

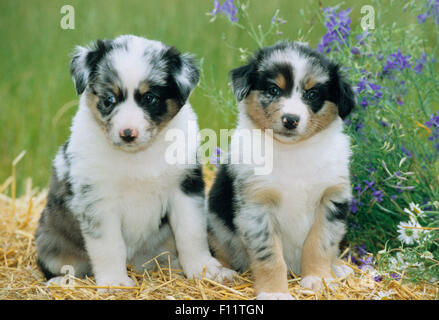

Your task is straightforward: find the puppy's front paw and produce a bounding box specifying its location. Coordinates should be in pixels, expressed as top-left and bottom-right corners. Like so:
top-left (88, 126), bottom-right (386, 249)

top-left (184, 257), bottom-right (237, 282)
top-left (332, 263), bottom-right (353, 278)
top-left (300, 275), bottom-right (335, 291)
top-left (96, 275), bottom-right (135, 293)
top-left (257, 292), bottom-right (294, 300)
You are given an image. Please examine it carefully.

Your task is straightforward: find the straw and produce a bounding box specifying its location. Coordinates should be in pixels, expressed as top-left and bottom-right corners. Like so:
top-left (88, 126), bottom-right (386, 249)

top-left (0, 164), bottom-right (438, 300)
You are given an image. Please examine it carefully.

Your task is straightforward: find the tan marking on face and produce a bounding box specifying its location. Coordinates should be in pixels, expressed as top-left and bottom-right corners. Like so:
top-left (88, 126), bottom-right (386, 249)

top-left (85, 91), bottom-right (107, 130)
top-left (158, 99), bottom-right (180, 127)
top-left (250, 236), bottom-right (289, 295)
top-left (244, 91), bottom-right (282, 130)
top-left (304, 76), bottom-right (317, 90)
top-left (138, 81), bottom-right (150, 95)
top-left (301, 206), bottom-right (337, 279)
top-left (275, 74), bottom-right (287, 91)
top-left (113, 85), bottom-right (120, 97)
top-left (295, 101), bottom-right (338, 143)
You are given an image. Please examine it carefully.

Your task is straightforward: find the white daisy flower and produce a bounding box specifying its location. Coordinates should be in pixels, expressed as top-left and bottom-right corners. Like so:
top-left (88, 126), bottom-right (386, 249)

top-left (409, 202), bottom-right (424, 215)
top-left (404, 202), bottom-right (425, 223)
top-left (374, 290), bottom-right (393, 300)
top-left (397, 220), bottom-right (422, 245)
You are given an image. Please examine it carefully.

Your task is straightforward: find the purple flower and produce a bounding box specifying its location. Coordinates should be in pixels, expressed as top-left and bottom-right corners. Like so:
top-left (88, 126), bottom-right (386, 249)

top-left (355, 31), bottom-right (370, 46)
top-left (210, 147), bottom-right (224, 168)
top-left (359, 256), bottom-right (374, 271)
top-left (390, 273), bottom-right (401, 281)
top-left (345, 254), bottom-right (357, 264)
top-left (382, 48), bottom-right (412, 76)
top-left (355, 122), bottom-right (364, 132)
top-left (425, 111), bottom-right (439, 128)
top-left (374, 275), bottom-right (383, 282)
top-left (380, 120), bottom-right (389, 127)
top-left (372, 189), bottom-right (384, 203)
top-left (400, 146), bottom-right (413, 158)
top-left (353, 183), bottom-right (362, 195)
top-left (425, 111), bottom-right (439, 153)
top-left (414, 52), bottom-right (428, 74)
top-left (355, 244), bottom-right (367, 257)
top-left (351, 47), bottom-right (360, 55)
top-left (417, 0), bottom-right (439, 24)
top-left (377, 54), bottom-right (384, 61)
top-left (360, 97), bottom-right (369, 109)
top-left (211, 0), bottom-right (238, 22)
top-left (350, 198), bottom-right (363, 214)
top-left (317, 7), bottom-right (352, 53)
top-left (356, 78), bottom-right (367, 94)
top-left (363, 180), bottom-right (375, 190)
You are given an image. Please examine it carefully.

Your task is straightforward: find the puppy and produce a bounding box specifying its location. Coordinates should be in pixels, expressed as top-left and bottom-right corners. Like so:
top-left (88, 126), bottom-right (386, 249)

top-left (207, 41), bottom-right (355, 300)
top-left (35, 35), bottom-right (235, 289)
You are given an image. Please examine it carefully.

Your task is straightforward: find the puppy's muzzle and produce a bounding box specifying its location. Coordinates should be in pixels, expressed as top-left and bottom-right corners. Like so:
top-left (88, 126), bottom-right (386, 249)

top-left (119, 128), bottom-right (139, 143)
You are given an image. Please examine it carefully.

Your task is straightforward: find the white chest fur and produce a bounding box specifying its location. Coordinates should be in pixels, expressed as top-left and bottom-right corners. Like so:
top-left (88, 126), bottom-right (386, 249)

top-left (234, 116), bottom-right (351, 273)
top-left (64, 101), bottom-right (197, 260)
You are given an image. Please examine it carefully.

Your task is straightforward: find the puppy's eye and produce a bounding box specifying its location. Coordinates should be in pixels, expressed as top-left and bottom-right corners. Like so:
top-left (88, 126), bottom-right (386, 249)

top-left (305, 89), bottom-right (320, 101)
top-left (143, 92), bottom-right (159, 105)
top-left (268, 85), bottom-right (281, 97)
top-left (103, 95), bottom-right (116, 107)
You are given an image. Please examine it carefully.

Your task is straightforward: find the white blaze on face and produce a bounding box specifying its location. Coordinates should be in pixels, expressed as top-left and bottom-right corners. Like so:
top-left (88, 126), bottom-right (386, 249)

top-left (110, 98), bottom-right (151, 145)
top-left (278, 54), bottom-right (310, 135)
top-left (280, 93), bottom-right (310, 135)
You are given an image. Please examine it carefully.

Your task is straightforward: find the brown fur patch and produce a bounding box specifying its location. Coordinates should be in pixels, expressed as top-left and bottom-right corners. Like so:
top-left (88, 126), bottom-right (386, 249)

top-left (300, 207), bottom-right (336, 278)
top-left (243, 182), bottom-right (281, 209)
top-left (85, 92), bottom-right (108, 131)
top-left (275, 74), bottom-right (287, 91)
top-left (297, 101), bottom-right (338, 143)
top-left (156, 99), bottom-right (180, 129)
top-left (113, 85), bottom-right (120, 97)
top-left (304, 76), bottom-right (316, 90)
top-left (244, 91), bottom-right (282, 130)
top-left (207, 233), bottom-right (233, 269)
top-left (138, 81), bottom-right (149, 95)
top-left (251, 236), bottom-right (289, 295)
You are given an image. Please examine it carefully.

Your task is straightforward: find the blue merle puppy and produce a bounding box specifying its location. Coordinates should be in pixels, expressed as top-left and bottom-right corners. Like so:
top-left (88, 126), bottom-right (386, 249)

top-left (207, 41), bottom-right (356, 299)
top-left (35, 35), bottom-right (235, 290)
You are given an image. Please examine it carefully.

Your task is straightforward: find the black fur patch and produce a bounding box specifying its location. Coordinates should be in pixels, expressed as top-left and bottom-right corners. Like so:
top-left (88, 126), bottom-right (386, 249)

top-left (85, 39), bottom-right (114, 82)
top-left (230, 40), bottom-right (355, 118)
top-left (328, 201), bottom-right (350, 221)
top-left (180, 166), bottom-right (205, 196)
top-left (302, 82), bottom-right (331, 113)
top-left (37, 258), bottom-right (56, 279)
top-left (208, 165), bottom-right (237, 231)
top-left (134, 84), bottom-right (172, 123)
top-left (162, 46), bottom-right (199, 106)
top-left (70, 39), bottom-right (115, 94)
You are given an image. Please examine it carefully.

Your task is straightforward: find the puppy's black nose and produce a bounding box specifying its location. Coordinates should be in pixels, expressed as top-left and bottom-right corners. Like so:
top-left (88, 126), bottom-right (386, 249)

top-left (282, 114), bottom-right (300, 130)
top-left (119, 128), bottom-right (138, 143)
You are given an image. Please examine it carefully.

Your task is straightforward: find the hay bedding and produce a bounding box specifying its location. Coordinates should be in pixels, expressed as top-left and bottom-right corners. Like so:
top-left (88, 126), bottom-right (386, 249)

top-left (0, 166), bottom-right (437, 300)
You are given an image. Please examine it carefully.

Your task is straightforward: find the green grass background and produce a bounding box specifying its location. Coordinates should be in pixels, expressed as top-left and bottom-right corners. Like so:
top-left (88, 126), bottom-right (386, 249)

top-left (0, 0), bottom-right (428, 191)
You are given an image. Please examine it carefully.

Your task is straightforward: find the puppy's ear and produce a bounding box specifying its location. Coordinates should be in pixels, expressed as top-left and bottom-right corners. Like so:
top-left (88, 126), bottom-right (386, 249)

top-left (164, 47), bottom-right (199, 105)
top-left (70, 39), bottom-right (113, 95)
top-left (331, 65), bottom-right (356, 119)
top-left (230, 62), bottom-right (255, 102)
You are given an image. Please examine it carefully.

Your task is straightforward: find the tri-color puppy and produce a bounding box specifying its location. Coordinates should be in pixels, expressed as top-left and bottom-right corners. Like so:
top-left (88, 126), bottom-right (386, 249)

top-left (35, 35), bottom-right (235, 289)
top-left (208, 41), bottom-right (356, 300)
